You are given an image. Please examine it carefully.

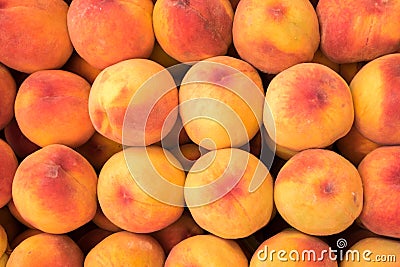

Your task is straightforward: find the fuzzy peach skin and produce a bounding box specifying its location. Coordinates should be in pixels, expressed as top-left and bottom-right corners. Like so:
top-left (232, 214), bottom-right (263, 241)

top-left (4, 119), bottom-right (40, 159)
top-left (84, 231), bottom-right (165, 267)
top-left (14, 70), bottom-right (94, 148)
top-left (179, 56), bottom-right (264, 150)
top-left (97, 146), bottom-right (185, 233)
top-left (63, 52), bottom-right (101, 84)
top-left (12, 144), bottom-right (98, 234)
top-left (67, 0), bottom-right (154, 70)
top-left (92, 204), bottom-right (121, 232)
top-left (340, 237), bottom-right (400, 267)
top-left (7, 200), bottom-right (34, 229)
top-left (274, 149), bottom-right (363, 236)
top-left (165, 234), bottom-right (248, 267)
top-left (264, 63), bottom-right (354, 151)
top-left (250, 228), bottom-right (338, 267)
top-left (0, 64), bottom-right (16, 130)
top-left (169, 143), bottom-right (203, 171)
top-left (233, 0), bottom-right (319, 74)
top-left (339, 62), bottom-right (365, 84)
top-left (185, 148), bottom-right (274, 239)
top-left (76, 228), bottom-right (113, 255)
top-left (358, 146), bottom-right (400, 238)
top-left (0, 0), bottom-right (73, 73)
top-left (10, 229), bottom-right (42, 249)
top-left (149, 42), bottom-right (180, 68)
top-left (0, 139), bottom-right (18, 208)
top-left (0, 207), bottom-right (23, 243)
top-left (0, 253), bottom-right (7, 267)
top-left (89, 58), bottom-right (178, 146)
top-left (0, 225), bottom-right (7, 260)
top-left (350, 53), bottom-right (400, 145)
top-left (312, 49), bottom-right (340, 73)
top-left (317, 0), bottom-right (400, 64)
top-left (336, 126), bottom-right (381, 166)
top-left (7, 233), bottom-right (83, 267)
top-left (153, 0), bottom-right (233, 62)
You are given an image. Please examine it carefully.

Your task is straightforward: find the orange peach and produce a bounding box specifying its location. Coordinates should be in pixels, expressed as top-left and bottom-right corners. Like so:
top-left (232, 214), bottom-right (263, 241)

top-left (76, 228), bottom-right (113, 255)
top-left (14, 70), bottom-right (94, 148)
top-left (149, 42), bottom-right (180, 68)
top-left (185, 148), bottom-right (274, 239)
top-left (151, 211), bottom-right (205, 254)
top-left (98, 146), bottom-right (185, 233)
top-left (89, 58), bottom-right (178, 146)
top-left (233, 0), bottom-right (319, 74)
top-left (75, 132), bottom-right (123, 171)
top-left (165, 234), bottom-right (248, 266)
top-left (250, 228), bottom-right (337, 266)
top-left (339, 237), bottom-right (400, 267)
top-left (7, 200), bottom-right (34, 229)
top-left (169, 143), bottom-right (203, 171)
top-left (350, 53), bottom-right (400, 145)
top-left (179, 56), bottom-right (264, 150)
top-left (0, 139), bottom-right (18, 208)
top-left (0, 0), bottom-right (73, 73)
top-left (63, 52), bottom-right (101, 84)
top-left (358, 146), bottom-right (400, 238)
top-left (92, 204), bottom-right (121, 232)
top-left (67, 0), bottom-right (154, 70)
top-left (0, 253), bottom-right (7, 267)
top-left (317, 0), bottom-right (400, 64)
top-left (0, 225), bottom-right (7, 260)
top-left (264, 63), bottom-right (354, 151)
top-left (0, 207), bottom-right (23, 242)
top-left (0, 64), bottom-right (16, 130)
top-left (84, 231), bottom-right (165, 267)
top-left (10, 229), bottom-right (42, 249)
top-left (153, 0), bottom-right (233, 62)
top-left (339, 62), bottom-right (365, 84)
top-left (312, 49), bottom-right (340, 73)
top-left (160, 115), bottom-right (191, 149)
top-left (336, 126), bottom-right (381, 166)
top-left (274, 149), bottom-right (363, 236)
top-left (7, 233), bottom-right (83, 267)
top-left (4, 119), bottom-right (40, 159)
top-left (12, 144), bottom-right (98, 234)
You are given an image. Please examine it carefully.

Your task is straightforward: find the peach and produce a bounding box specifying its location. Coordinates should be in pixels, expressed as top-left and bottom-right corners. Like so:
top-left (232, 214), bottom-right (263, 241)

top-left (165, 234), bottom-right (248, 266)
top-left (0, 64), bottom-right (16, 130)
top-left (63, 52), bottom-right (101, 84)
top-left (14, 70), bottom-right (94, 148)
top-left (274, 149), bottom-right (363, 236)
top-left (4, 119), bottom-right (40, 159)
top-left (84, 231), bottom-right (165, 267)
top-left (7, 233), bottom-right (83, 267)
top-left (10, 229), bottom-right (42, 249)
top-left (75, 132), bottom-right (123, 171)
top-left (149, 42), bottom-right (180, 68)
top-left (89, 58), bottom-right (178, 146)
top-left (0, 207), bottom-right (23, 242)
top-left (151, 211), bottom-right (205, 254)
top-left (0, 0), bottom-right (73, 73)
top-left (98, 146), bottom-right (185, 233)
top-left (153, 0), bottom-right (233, 62)
top-left (67, 0), bottom-right (154, 70)
top-left (12, 144), bottom-right (98, 234)
top-left (0, 225), bottom-right (7, 260)
top-left (312, 49), bottom-right (340, 73)
top-left (339, 62), bottom-right (365, 84)
top-left (169, 143), bottom-right (203, 171)
top-left (0, 139), bottom-right (18, 208)
top-left (250, 228), bottom-right (337, 266)
top-left (0, 254), bottom-right (7, 267)
top-left (7, 200), bottom-right (34, 229)
top-left (339, 237), bottom-right (400, 266)
top-left (264, 63), bottom-right (354, 151)
top-left (336, 126), bottom-right (381, 166)
top-left (185, 148), bottom-right (274, 239)
top-left (92, 204), bottom-right (121, 232)
top-left (233, 0), bottom-right (319, 74)
top-left (160, 115), bottom-right (191, 149)
top-left (358, 146), bottom-right (400, 238)
top-left (76, 228), bottom-right (113, 255)
top-left (317, 0), bottom-right (400, 64)
top-left (350, 53), bottom-right (400, 145)
top-left (179, 56), bottom-right (264, 150)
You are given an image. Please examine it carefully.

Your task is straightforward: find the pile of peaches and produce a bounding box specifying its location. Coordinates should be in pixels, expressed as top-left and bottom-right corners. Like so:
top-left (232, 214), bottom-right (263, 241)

top-left (0, 0), bottom-right (399, 266)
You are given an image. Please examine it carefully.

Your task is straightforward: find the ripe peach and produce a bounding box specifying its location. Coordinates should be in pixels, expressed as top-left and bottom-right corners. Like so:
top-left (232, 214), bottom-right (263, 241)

top-left (153, 0), bottom-right (233, 62)
top-left (0, 207), bottom-right (23, 242)
top-left (336, 126), bottom-right (381, 166)
top-left (10, 229), bottom-right (42, 249)
top-left (12, 144), bottom-right (98, 234)
top-left (165, 234), bottom-right (248, 266)
top-left (274, 149), bottom-right (363, 236)
top-left (160, 115), bottom-right (191, 149)
top-left (97, 146), bottom-right (185, 233)
top-left (67, 0), bottom-right (154, 70)
top-left (185, 148), bottom-right (274, 239)
top-left (0, 0), bottom-right (73, 73)
top-left (339, 62), bottom-right (365, 84)
top-left (7, 200), bottom-right (34, 229)
top-left (89, 59), bottom-right (178, 146)
top-left (92, 204), bottom-right (121, 232)
top-left (233, 0), bottom-right (319, 74)
top-left (7, 233), bottom-right (83, 267)
top-left (14, 70), bottom-right (94, 148)
top-left (0, 139), bottom-right (18, 208)
top-left (0, 225), bottom-right (7, 260)
top-left (350, 53), bottom-right (400, 145)
top-left (63, 52), bottom-right (101, 84)
top-left (179, 56), bottom-right (264, 150)
top-left (149, 42), bottom-right (180, 68)
top-left (317, 0), bottom-right (400, 64)
top-left (0, 253), bottom-right (7, 267)
top-left (250, 228), bottom-right (337, 266)
top-left (76, 228), bottom-right (113, 255)
top-left (0, 64), bottom-right (16, 130)
top-left (84, 231), bottom-right (165, 267)
top-left (358, 146), bottom-right (400, 238)
top-left (4, 119), bottom-right (40, 159)
top-left (312, 49), bottom-right (340, 73)
top-left (169, 143), bottom-right (203, 171)
top-left (264, 63), bottom-right (354, 151)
